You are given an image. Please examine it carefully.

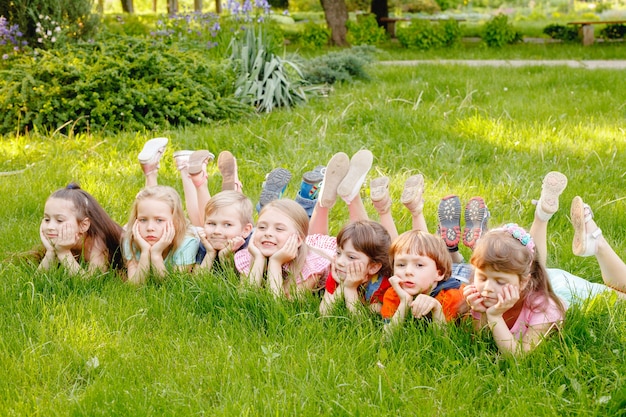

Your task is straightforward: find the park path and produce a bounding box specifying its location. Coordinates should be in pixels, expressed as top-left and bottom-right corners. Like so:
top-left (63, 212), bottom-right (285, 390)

top-left (378, 60), bottom-right (626, 69)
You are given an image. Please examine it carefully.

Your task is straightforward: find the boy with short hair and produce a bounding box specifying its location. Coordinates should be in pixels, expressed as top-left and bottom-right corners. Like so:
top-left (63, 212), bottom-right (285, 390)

top-left (382, 230), bottom-right (468, 331)
top-left (195, 190), bottom-right (254, 272)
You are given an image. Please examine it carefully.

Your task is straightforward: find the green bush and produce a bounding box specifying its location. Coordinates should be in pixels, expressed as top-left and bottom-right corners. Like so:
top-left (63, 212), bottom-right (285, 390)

top-left (600, 23), bottom-right (626, 40)
top-left (0, 0), bottom-right (97, 48)
top-left (482, 14), bottom-right (523, 48)
top-left (346, 14), bottom-right (388, 46)
top-left (396, 19), bottom-right (461, 50)
top-left (301, 45), bottom-right (376, 85)
top-left (543, 23), bottom-right (579, 42)
top-left (299, 21), bottom-right (331, 48)
top-left (0, 34), bottom-right (250, 135)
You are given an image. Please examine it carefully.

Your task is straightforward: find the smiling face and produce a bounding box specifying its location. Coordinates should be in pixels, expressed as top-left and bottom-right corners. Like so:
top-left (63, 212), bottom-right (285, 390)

top-left (392, 252), bottom-right (445, 297)
top-left (333, 238), bottom-right (379, 281)
top-left (472, 266), bottom-right (526, 308)
top-left (136, 198), bottom-right (173, 246)
top-left (42, 198), bottom-right (84, 244)
top-left (253, 207), bottom-right (301, 258)
top-left (204, 207), bottom-right (252, 251)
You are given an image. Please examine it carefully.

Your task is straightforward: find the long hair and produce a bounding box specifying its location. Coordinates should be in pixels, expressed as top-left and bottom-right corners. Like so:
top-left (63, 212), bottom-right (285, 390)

top-left (470, 228), bottom-right (566, 315)
top-left (258, 199), bottom-right (310, 280)
top-left (336, 220), bottom-right (392, 278)
top-left (389, 230), bottom-right (452, 280)
top-left (125, 186), bottom-right (189, 260)
top-left (49, 183), bottom-right (124, 270)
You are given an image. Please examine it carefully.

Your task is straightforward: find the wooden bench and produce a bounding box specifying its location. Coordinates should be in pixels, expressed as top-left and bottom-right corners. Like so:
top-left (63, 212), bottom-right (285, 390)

top-left (380, 17), bottom-right (465, 38)
top-left (567, 20), bottom-right (626, 46)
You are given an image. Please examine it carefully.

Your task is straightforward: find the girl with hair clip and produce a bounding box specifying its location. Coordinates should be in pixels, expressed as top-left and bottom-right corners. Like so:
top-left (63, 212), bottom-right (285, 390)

top-left (123, 185), bottom-right (199, 284)
top-left (463, 224), bottom-right (567, 355)
top-left (38, 183), bottom-right (124, 274)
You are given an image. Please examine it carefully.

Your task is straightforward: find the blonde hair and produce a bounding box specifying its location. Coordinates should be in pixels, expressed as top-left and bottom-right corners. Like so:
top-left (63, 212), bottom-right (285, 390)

top-left (470, 228), bottom-right (566, 315)
top-left (125, 186), bottom-right (189, 259)
top-left (258, 199), bottom-right (310, 280)
top-left (205, 190), bottom-right (254, 226)
top-left (389, 230), bottom-right (452, 280)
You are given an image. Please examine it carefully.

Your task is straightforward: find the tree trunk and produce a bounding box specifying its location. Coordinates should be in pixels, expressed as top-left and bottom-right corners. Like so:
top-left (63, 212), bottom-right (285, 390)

top-left (97, 0), bottom-right (104, 13)
top-left (121, 0), bottom-right (134, 13)
top-left (153, 0), bottom-right (157, 12)
top-left (370, 0), bottom-right (388, 27)
top-left (167, 0), bottom-right (179, 14)
top-left (215, 0), bottom-right (222, 14)
top-left (194, 0), bottom-right (203, 12)
top-left (320, 0), bottom-right (349, 46)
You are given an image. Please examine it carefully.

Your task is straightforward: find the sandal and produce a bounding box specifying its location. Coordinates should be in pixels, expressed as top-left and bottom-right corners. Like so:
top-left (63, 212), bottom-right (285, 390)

top-left (535, 171), bottom-right (568, 221)
top-left (318, 152), bottom-right (350, 208)
top-left (173, 150), bottom-right (193, 172)
top-left (570, 196), bottom-right (602, 257)
top-left (370, 176), bottom-right (391, 214)
top-left (401, 174), bottom-right (424, 214)
top-left (188, 150), bottom-right (215, 175)
top-left (217, 151), bottom-right (237, 191)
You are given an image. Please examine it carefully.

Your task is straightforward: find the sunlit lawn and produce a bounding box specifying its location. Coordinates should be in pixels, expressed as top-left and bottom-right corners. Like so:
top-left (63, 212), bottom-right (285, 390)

top-left (1, 61), bottom-right (626, 415)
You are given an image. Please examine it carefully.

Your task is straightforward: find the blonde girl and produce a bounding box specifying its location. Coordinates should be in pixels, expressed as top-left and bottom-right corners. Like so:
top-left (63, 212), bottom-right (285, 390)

top-left (38, 183), bottom-right (124, 274)
top-left (463, 224), bottom-right (567, 355)
top-left (123, 185), bottom-right (199, 284)
top-left (234, 199), bottom-right (336, 297)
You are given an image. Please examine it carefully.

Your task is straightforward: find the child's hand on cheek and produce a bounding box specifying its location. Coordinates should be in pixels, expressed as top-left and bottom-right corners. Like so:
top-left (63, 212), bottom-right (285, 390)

top-left (132, 220), bottom-right (151, 252)
top-left (217, 237), bottom-right (245, 261)
top-left (463, 284), bottom-right (487, 313)
top-left (411, 294), bottom-right (442, 320)
top-left (487, 283), bottom-right (520, 317)
top-left (331, 257), bottom-right (342, 283)
top-left (152, 221), bottom-right (175, 255)
top-left (54, 222), bottom-right (80, 252)
top-left (344, 262), bottom-right (368, 289)
top-left (270, 234), bottom-right (299, 264)
top-left (389, 275), bottom-right (413, 305)
top-left (40, 222), bottom-right (55, 252)
top-left (247, 237), bottom-right (264, 260)
top-left (198, 228), bottom-right (217, 256)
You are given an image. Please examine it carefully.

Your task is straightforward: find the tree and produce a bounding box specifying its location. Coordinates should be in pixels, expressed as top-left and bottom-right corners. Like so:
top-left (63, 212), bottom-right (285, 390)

top-left (194, 0), bottom-right (204, 12)
top-left (320, 0), bottom-right (349, 46)
top-left (370, 0), bottom-right (389, 27)
top-left (168, 0), bottom-right (179, 14)
top-left (121, 0), bottom-right (134, 13)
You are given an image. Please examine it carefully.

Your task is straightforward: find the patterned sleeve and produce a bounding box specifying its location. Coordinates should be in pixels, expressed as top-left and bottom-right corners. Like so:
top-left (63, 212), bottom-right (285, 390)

top-left (234, 249), bottom-right (252, 275)
top-left (297, 234), bottom-right (336, 284)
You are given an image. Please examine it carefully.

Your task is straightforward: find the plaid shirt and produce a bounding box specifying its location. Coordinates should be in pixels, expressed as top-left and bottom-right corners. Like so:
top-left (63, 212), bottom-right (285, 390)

top-left (235, 234), bottom-right (337, 284)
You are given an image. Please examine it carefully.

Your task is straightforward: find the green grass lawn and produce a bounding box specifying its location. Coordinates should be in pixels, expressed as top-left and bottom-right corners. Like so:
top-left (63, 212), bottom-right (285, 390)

top-left (2, 62), bottom-right (626, 415)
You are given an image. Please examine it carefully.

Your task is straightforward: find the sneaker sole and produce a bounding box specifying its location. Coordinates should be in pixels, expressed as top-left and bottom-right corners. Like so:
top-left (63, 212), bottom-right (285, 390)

top-left (259, 168), bottom-right (292, 207)
top-left (319, 152), bottom-right (350, 208)
top-left (337, 150), bottom-right (373, 201)
top-left (539, 171), bottom-right (568, 216)
top-left (138, 137), bottom-right (168, 163)
top-left (217, 151), bottom-right (236, 191)
top-left (370, 176), bottom-right (390, 202)
top-left (438, 195), bottom-right (461, 249)
top-left (188, 150), bottom-right (215, 175)
top-left (463, 197), bottom-right (489, 250)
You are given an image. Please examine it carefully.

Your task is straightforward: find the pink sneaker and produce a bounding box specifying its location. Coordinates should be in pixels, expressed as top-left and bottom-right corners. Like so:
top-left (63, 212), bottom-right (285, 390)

top-left (570, 196), bottom-right (602, 257)
top-left (534, 171), bottom-right (568, 221)
top-left (370, 176), bottom-right (391, 214)
top-left (401, 174), bottom-right (424, 214)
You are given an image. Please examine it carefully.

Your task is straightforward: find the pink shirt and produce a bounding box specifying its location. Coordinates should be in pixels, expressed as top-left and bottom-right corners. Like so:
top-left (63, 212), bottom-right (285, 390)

top-left (472, 291), bottom-right (565, 339)
top-left (234, 234), bottom-right (337, 285)
top-left (509, 292), bottom-right (564, 338)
